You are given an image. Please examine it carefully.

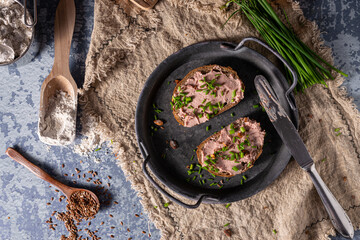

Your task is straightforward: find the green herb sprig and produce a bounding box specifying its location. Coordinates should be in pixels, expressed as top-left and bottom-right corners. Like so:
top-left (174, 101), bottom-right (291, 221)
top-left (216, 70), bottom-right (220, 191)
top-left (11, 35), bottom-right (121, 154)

top-left (223, 0), bottom-right (347, 91)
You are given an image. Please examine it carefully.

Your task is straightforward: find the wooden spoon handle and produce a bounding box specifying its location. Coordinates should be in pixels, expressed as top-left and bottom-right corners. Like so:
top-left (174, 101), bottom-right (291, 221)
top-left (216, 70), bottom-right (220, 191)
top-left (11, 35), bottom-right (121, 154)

top-left (53, 0), bottom-right (76, 75)
top-left (5, 147), bottom-right (72, 197)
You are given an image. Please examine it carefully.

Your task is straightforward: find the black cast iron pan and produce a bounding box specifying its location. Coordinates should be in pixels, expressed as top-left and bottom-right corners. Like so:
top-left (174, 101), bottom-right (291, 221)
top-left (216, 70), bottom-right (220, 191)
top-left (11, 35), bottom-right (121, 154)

top-left (135, 37), bottom-right (299, 208)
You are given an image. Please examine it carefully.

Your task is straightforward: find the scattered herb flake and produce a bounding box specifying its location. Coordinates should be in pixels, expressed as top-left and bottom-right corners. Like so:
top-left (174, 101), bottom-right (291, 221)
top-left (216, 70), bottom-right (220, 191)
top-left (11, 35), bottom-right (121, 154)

top-left (164, 202), bottom-right (169, 208)
top-left (206, 126), bottom-right (211, 131)
top-left (253, 104), bottom-right (259, 108)
top-left (225, 203), bottom-right (231, 208)
top-left (334, 128), bottom-right (340, 132)
top-left (95, 148), bottom-right (101, 152)
top-left (273, 229), bottom-right (277, 234)
top-left (224, 223), bottom-right (230, 227)
top-left (231, 112), bottom-right (235, 117)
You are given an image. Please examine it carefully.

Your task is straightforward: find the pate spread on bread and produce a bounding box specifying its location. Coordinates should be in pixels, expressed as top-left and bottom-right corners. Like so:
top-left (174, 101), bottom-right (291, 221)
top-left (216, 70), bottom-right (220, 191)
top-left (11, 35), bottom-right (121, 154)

top-left (171, 65), bottom-right (245, 127)
top-left (196, 117), bottom-right (265, 177)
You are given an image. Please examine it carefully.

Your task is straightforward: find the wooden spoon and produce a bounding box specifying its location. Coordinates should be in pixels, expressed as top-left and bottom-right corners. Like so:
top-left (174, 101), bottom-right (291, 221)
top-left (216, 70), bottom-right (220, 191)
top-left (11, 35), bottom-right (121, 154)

top-left (38, 0), bottom-right (77, 145)
top-left (6, 147), bottom-right (100, 215)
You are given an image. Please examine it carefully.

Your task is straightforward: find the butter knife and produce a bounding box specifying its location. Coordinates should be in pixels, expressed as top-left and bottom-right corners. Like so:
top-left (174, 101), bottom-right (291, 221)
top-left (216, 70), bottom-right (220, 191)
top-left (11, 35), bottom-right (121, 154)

top-left (254, 75), bottom-right (354, 239)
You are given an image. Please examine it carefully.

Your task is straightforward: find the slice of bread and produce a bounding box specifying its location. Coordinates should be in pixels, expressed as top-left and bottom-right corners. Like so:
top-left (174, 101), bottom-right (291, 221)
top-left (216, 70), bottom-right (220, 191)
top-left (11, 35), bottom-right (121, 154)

top-left (196, 117), bottom-right (265, 177)
top-left (171, 65), bottom-right (245, 127)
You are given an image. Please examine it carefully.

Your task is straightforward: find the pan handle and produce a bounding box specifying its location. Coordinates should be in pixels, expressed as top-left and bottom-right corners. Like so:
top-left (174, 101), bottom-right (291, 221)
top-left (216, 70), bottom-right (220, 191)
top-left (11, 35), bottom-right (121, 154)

top-left (234, 37), bottom-right (298, 111)
top-left (139, 141), bottom-right (211, 209)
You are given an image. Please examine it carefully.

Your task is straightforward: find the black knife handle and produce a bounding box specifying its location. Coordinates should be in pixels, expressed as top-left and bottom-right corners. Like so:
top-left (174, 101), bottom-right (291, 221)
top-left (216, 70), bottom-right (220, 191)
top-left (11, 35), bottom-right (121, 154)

top-left (306, 164), bottom-right (354, 239)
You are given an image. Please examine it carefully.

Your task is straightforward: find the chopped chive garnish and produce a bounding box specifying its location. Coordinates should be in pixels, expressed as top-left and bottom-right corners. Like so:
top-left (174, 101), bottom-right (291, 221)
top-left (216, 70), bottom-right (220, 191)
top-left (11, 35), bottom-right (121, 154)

top-left (154, 206), bottom-right (158, 209)
top-left (178, 86), bottom-right (181, 92)
top-left (194, 148), bottom-right (197, 152)
top-left (224, 223), bottom-right (230, 227)
top-left (211, 173), bottom-right (216, 178)
top-left (206, 126), bottom-right (211, 131)
top-left (232, 166), bottom-right (239, 171)
top-left (202, 99), bottom-right (206, 104)
top-left (192, 176), bottom-right (197, 181)
top-left (154, 114), bottom-right (158, 120)
top-left (168, 81), bottom-right (171, 85)
top-left (232, 90), bottom-right (237, 98)
top-left (110, 139), bottom-right (113, 144)
top-left (247, 162), bottom-right (252, 167)
top-left (208, 178), bottom-right (214, 181)
top-left (199, 180), bottom-right (203, 185)
top-left (95, 148), bottom-right (101, 152)
top-left (225, 203), bottom-right (231, 208)
top-left (336, 132), bottom-right (342, 136)
top-left (243, 175), bottom-right (247, 180)
top-left (240, 179), bottom-right (244, 185)
top-left (334, 128), bottom-right (340, 132)
top-left (202, 179), bottom-right (205, 184)
top-left (240, 152), bottom-right (244, 158)
top-left (191, 155), bottom-right (194, 161)
top-left (273, 229), bottom-right (277, 234)
top-left (240, 126), bottom-right (246, 133)
top-left (189, 164), bottom-right (194, 170)
top-left (253, 104), bottom-right (259, 108)
top-left (229, 129), bottom-right (235, 135)
top-left (221, 91), bottom-right (224, 96)
top-left (164, 202), bottom-right (169, 208)
top-left (210, 182), bottom-right (217, 186)
top-left (231, 112), bottom-right (235, 117)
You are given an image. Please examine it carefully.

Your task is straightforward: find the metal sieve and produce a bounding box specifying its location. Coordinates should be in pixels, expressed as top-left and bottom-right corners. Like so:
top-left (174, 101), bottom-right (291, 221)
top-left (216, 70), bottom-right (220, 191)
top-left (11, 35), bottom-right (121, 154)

top-left (0, 0), bottom-right (37, 66)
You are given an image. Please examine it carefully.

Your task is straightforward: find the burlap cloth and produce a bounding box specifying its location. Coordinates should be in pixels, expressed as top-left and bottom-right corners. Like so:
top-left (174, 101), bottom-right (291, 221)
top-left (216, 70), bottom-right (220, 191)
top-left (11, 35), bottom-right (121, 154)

top-left (78, 0), bottom-right (360, 239)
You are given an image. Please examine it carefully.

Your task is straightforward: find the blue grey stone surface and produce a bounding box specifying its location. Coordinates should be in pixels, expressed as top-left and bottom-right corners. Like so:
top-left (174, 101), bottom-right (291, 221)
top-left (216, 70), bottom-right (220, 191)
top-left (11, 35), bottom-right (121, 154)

top-left (0, 0), bottom-right (358, 239)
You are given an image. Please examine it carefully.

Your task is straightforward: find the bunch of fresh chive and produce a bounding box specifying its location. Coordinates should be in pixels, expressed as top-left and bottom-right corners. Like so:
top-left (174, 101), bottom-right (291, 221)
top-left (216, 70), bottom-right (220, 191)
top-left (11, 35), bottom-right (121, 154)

top-left (223, 0), bottom-right (347, 91)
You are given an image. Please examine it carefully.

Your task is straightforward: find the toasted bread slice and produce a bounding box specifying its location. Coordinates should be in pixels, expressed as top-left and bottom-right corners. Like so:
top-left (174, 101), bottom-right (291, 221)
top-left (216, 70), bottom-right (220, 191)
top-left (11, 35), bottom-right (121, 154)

top-left (196, 117), bottom-right (265, 177)
top-left (171, 65), bottom-right (245, 127)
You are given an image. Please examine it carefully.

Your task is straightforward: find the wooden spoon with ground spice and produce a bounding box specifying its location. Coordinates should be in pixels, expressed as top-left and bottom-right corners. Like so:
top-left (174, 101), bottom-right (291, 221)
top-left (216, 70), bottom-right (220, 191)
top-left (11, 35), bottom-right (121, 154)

top-left (5, 147), bottom-right (100, 217)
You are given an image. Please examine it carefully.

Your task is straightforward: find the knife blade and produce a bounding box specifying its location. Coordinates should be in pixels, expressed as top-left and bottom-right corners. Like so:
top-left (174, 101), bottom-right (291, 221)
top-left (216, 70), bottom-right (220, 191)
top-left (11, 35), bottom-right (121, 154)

top-left (254, 76), bottom-right (313, 169)
top-left (254, 75), bottom-right (354, 239)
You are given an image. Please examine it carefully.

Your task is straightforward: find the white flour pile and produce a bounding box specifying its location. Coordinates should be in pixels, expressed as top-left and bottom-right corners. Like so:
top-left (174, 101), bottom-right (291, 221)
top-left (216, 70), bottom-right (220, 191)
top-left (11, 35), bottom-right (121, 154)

top-left (0, 0), bottom-right (33, 64)
top-left (38, 90), bottom-right (76, 146)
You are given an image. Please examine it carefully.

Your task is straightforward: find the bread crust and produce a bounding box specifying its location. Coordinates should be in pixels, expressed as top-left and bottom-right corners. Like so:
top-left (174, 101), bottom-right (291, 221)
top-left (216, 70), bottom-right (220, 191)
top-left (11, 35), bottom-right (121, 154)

top-left (172, 65), bottom-right (244, 126)
top-left (196, 118), bottom-right (264, 177)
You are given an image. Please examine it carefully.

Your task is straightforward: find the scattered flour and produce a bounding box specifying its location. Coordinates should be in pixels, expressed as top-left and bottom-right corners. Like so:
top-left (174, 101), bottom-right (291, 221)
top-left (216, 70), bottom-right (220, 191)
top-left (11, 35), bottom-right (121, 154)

top-left (38, 90), bottom-right (76, 146)
top-left (0, 0), bottom-right (33, 64)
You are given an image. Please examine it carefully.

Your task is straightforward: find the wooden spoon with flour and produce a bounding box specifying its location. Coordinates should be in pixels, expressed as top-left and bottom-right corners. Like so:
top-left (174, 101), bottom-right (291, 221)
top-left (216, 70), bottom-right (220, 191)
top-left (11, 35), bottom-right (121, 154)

top-left (38, 0), bottom-right (77, 146)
